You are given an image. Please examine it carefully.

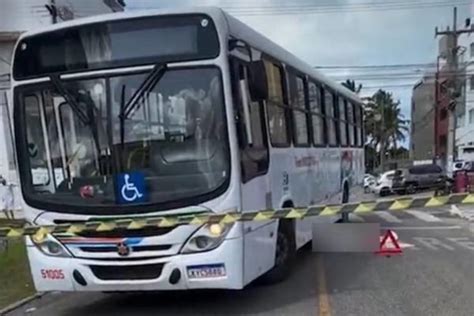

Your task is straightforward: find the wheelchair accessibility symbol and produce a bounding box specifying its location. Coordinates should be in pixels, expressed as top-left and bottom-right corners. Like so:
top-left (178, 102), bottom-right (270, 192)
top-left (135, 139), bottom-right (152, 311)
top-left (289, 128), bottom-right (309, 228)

top-left (115, 172), bottom-right (148, 204)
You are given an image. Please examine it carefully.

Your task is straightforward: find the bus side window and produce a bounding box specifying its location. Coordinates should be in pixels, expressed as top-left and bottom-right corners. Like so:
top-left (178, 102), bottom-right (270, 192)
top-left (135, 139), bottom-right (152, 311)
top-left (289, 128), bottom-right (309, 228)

top-left (24, 95), bottom-right (50, 187)
top-left (324, 89), bottom-right (337, 146)
top-left (361, 106), bottom-right (365, 146)
top-left (264, 60), bottom-right (290, 147)
top-left (355, 105), bottom-right (363, 147)
top-left (230, 58), bottom-right (269, 183)
top-left (308, 81), bottom-right (324, 146)
top-left (288, 72), bottom-right (309, 146)
top-left (347, 101), bottom-right (355, 146)
top-left (338, 96), bottom-right (347, 147)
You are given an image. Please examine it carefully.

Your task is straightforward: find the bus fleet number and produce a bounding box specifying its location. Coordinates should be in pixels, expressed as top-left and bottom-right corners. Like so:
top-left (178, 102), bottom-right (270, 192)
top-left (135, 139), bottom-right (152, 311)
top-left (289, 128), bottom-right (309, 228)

top-left (41, 269), bottom-right (64, 280)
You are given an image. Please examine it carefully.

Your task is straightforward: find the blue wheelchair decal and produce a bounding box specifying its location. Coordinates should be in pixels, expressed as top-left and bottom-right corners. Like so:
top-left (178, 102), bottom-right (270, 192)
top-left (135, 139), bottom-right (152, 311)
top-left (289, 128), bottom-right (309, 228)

top-left (115, 172), bottom-right (148, 204)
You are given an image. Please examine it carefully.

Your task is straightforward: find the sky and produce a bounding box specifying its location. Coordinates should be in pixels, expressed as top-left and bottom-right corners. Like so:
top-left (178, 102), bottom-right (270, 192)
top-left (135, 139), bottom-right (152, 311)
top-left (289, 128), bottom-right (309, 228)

top-left (125, 0), bottom-right (473, 147)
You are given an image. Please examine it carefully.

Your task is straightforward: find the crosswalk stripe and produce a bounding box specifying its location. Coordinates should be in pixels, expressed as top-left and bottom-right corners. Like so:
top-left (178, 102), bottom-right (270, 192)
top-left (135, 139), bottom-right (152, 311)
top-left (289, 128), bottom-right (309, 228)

top-left (374, 211), bottom-right (403, 223)
top-left (348, 214), bottom-right (365, 222)
top-left (406, 210), bottom-right (442, 222)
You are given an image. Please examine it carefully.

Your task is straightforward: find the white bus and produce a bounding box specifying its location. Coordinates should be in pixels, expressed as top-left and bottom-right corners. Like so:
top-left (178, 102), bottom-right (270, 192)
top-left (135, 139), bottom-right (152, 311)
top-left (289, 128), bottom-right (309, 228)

top-left (11, 7), bottom-right (364, 292)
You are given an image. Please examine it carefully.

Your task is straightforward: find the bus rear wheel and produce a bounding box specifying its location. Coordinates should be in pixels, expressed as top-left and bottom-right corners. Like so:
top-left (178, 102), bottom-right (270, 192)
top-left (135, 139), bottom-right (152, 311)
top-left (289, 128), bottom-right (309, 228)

top-left (261, 221), bottom-right (296, 284)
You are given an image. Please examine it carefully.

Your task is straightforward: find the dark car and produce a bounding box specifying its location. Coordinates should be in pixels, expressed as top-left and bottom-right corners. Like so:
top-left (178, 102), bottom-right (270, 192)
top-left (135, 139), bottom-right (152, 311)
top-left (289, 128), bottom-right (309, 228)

top-left (392, 164), bottom-right (448, 194)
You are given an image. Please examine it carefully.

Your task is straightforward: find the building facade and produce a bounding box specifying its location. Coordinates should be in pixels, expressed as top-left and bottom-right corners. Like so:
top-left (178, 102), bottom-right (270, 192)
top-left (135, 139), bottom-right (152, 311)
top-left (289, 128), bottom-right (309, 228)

top-left (455, 20), bottom-right (474, 161)
top-left (434, 61), bottom-right (451, 164)
top-left (433, 11), bottom-right (474, 169)
top-left (410, 76), bottom-right (436, 163)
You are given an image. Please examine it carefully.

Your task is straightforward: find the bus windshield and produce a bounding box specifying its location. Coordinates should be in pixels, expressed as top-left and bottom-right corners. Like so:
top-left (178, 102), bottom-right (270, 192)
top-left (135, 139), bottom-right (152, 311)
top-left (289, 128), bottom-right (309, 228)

top-left (15, 67), bottom-right (229, 213)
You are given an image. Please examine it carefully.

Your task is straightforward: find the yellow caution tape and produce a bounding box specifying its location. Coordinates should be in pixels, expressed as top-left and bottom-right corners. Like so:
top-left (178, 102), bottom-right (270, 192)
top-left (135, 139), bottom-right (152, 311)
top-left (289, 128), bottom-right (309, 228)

top-left (1, 193), bottom-right (473, 240)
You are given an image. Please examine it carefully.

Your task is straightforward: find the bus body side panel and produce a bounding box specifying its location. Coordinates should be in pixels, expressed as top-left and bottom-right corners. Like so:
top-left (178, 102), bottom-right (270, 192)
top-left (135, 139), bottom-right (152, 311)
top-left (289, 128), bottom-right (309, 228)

top-left (242, 185), bottom-right (278, 286)
top-left (349, 148), bottom-right (365, 203)
top-left (289, 146), bottom-right (313, 249)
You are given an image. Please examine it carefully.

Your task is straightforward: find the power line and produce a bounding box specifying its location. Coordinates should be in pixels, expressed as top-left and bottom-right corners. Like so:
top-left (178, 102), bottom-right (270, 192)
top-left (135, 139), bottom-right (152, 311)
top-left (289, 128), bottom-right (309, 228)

top-left (361, 84), bottom-right (419, 89)
top-left (225, 2), bottom-right (471, 15)
top-left (188, 0), bottom-right (465, 7)
top-left (327, 71), bottom-right (474, 81)
top-left (133, 0), bottom-right (471, 15)
top-left (135, 0), bottom-right (469, 10)
top-left (314, 63), bottom-right (439, 70)
top-left (215, 0), bottom-right (461, 9)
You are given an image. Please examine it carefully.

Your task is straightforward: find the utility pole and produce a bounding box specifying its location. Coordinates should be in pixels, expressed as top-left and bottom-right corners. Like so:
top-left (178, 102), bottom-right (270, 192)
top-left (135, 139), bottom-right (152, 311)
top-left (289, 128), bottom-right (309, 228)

top-left (45, 0), bottom-right (58, 24)
top-left (379, 100), bottom-right (385, 171)
top-left (435, 7), bottom-right (473, 171)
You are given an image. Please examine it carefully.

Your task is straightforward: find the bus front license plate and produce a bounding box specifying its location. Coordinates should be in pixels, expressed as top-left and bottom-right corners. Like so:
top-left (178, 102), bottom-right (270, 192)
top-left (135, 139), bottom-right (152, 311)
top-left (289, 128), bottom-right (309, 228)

top-left (187, 264), bottom-right (226, 279)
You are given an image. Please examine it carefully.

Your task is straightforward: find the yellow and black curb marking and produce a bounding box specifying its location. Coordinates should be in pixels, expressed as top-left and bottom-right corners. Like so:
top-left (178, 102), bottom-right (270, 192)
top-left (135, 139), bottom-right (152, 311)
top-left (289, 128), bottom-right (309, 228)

top-left (1, 193), bottom-right (474, 240)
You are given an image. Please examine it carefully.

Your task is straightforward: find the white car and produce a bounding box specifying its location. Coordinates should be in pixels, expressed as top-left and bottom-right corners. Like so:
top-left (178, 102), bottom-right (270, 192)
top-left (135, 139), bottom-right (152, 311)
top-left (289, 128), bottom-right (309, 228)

top-left (371, 170), bottom-right (396, 197)
top-left (364, 174), bottom-right (376, 192)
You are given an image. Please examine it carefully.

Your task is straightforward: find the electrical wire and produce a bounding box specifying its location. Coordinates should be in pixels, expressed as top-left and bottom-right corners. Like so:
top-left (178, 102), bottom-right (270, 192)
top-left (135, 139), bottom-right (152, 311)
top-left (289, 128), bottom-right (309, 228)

top-left (315, 63), bottom-right (439, 69)
top-left (132, 0), bottom-right (471, 16)
top-left (226, 2), bottom-right (471, 15)
top-left (133, 0), bottom-right (471, 15)
top-left (188, 0), bottom-right (466, 7)
top-left (361, 83), bottom-right (420, 89)
top-left (327, 72), bottom-right (474, 82)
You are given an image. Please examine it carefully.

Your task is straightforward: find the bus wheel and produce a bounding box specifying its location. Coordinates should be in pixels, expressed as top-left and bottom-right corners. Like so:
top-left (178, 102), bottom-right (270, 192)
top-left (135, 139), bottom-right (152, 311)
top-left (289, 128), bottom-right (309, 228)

top-left (261, 221), bottom-right (296, 284)
top-left (338, 183), bottom-right (350, 223)
top-left (342, 183), bottom-right (350, 203)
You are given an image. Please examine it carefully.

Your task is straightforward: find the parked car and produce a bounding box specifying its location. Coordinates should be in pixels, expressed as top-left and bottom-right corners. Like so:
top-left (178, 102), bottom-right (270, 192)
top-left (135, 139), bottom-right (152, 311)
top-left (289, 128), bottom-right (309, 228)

top-left (446, 160), bottom-right (474, 179)
top-left (392, 164), bottom-right (448, 194)
top-left (371, 170), bottom-right (396, 197)
top-left (452, 160), bottom-right (468, 178)
top-left (364, 174), bottom-right (376, 193)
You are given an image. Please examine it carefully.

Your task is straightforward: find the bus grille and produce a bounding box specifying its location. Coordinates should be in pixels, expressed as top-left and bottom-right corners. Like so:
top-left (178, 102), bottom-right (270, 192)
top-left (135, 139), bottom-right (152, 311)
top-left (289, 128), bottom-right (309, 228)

top-left (79, 245), bottom-right (172, 253)
top-left (89, 263), bottom-right (165, 280)
top-left (53, 220), bottom-right (176, 238)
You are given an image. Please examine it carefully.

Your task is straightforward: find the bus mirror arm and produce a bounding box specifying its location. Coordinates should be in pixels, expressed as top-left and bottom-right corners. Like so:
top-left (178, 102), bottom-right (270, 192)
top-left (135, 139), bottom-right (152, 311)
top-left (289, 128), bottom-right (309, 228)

top-left (229, 39), bottom-right (253, 61)
top-left (228, 39), bottom-right (267, 102)
top-left (239, 79), bottom-right (253, 146)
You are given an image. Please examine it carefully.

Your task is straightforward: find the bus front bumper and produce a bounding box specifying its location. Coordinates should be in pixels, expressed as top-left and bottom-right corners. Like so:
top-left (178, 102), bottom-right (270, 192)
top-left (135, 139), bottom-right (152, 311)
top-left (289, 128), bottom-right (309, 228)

top-left (27, 237), bottom-right (244, 292)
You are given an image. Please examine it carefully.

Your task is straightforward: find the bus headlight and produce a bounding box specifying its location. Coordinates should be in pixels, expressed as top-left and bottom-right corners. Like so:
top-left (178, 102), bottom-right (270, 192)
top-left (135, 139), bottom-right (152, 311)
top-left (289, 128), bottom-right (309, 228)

top-left (181, 223), bottom-right (234, 254)
top-left (31, 235), bottom-right (71, 258)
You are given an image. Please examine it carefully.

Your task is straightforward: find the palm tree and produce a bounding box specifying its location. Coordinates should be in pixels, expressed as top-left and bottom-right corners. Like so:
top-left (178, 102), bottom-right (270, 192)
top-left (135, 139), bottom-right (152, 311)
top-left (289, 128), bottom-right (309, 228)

top-left (364, 90), bottom-right (409, 170)
top-left (341, 79), bottom-right (362, 94)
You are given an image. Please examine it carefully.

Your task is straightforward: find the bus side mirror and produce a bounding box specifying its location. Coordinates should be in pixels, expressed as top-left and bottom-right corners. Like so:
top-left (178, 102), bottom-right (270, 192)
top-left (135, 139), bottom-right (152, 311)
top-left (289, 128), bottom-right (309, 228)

top-left (248, 61), bottom-right (268, 102)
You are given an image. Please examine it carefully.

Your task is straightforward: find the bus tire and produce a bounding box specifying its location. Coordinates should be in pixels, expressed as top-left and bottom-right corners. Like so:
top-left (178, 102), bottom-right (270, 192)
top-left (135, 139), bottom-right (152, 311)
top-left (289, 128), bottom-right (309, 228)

top-left (342, 182), bottom-right (350, 203)
top-left (339, 183), bottom-right (350, 222)
top-left (261, 220), bottom-right (296, 284)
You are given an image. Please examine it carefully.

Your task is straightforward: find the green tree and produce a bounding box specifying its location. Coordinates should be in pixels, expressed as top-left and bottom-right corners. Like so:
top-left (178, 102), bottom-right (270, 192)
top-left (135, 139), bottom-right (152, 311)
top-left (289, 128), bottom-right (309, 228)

top-left (387, 146), bottom-right (410, 160)
top-left (341, 79), bottom-right (362, 94)
top-left (364, 143), bottom-right (378, 173)
top-left (364, 89), bottom-right (409, 170)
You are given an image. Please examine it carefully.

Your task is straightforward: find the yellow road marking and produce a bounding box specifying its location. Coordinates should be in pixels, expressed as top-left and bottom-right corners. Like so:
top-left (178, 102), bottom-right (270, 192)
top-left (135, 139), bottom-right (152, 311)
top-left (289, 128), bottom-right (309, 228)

top-left (316, 255), bottom-right (332, 316)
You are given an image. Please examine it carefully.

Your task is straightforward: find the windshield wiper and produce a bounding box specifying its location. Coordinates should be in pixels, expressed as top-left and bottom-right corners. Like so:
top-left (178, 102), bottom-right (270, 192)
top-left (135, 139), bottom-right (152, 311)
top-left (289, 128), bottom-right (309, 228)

top-left (119, 63), bottom-right (167, 120)
top-left (49, 75), bottom-right (102, 174)
top-left (118, 63), bottom-right (167, 170)
top-left (50, 75), bottom-right (90, 125)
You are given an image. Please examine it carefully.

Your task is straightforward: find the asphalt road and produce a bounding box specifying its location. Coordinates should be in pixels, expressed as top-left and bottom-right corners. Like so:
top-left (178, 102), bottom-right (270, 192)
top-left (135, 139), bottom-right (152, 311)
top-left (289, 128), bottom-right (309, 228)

top-left (6, 205), bottom-right (474, 316)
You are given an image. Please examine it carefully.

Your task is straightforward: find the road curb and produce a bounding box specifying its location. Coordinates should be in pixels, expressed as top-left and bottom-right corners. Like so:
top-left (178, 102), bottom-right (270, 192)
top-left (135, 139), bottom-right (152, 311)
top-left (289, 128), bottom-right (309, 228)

top-left (0, 292), bottom-right (46, 315)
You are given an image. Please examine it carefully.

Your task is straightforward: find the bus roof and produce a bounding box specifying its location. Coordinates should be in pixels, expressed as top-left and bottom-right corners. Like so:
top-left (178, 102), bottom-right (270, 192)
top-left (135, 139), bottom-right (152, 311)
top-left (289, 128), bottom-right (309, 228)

top-left (16, 6), bottom-right (361, 104)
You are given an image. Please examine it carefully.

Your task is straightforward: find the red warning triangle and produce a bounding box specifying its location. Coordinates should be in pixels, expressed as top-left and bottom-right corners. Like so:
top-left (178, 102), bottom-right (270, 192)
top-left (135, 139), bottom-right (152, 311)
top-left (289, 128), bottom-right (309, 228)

top-left (375, 230), bottom-right (402, 256)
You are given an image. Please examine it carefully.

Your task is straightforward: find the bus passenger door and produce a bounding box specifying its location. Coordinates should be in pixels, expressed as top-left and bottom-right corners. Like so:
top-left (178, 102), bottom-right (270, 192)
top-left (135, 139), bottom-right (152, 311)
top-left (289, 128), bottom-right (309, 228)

top-left (230, 58), bottom-right (274, 285)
